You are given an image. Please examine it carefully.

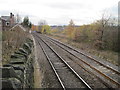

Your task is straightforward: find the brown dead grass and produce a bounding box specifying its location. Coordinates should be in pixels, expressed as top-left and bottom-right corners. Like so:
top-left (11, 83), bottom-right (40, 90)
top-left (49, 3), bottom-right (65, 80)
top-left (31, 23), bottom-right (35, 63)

top-left (2, 26), bottom-right (29, 65)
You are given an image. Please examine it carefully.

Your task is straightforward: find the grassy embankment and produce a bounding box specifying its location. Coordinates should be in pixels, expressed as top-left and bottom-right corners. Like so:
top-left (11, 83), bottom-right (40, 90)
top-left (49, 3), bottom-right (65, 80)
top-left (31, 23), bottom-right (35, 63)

top-left (49, 33), bottom-right (118, 66)
top-left (2, 26), bottom-right (29, 65)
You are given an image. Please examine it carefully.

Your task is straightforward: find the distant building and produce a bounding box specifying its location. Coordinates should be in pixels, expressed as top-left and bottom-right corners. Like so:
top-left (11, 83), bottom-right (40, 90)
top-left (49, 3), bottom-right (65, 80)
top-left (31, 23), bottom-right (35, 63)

top-left (1, 13), bottom-right (16, 30)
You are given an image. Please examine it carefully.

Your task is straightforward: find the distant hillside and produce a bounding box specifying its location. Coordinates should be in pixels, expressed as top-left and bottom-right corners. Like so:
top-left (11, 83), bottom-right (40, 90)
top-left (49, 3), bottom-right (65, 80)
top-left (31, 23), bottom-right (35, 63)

top-left (50, 25), bottom-right (80, 31)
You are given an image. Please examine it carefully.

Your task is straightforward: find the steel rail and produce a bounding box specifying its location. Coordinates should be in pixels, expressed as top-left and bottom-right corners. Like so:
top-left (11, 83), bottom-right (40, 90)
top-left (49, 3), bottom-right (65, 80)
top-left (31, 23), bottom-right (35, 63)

top-left (35, 34), bottom-right (92, 90)
top-left (45, 35), bottom-right (120, 75)
top-left (41, 35), bottom-right (112, 88)
top-left (34, 35), bottom-right (65, 89)
top-left (41, 35), bottom-right (120, 87)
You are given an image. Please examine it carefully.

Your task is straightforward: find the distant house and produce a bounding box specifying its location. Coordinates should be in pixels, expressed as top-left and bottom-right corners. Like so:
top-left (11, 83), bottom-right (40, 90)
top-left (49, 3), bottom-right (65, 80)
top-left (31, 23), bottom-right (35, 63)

top-left (1, 13), bottom-right (16, 30)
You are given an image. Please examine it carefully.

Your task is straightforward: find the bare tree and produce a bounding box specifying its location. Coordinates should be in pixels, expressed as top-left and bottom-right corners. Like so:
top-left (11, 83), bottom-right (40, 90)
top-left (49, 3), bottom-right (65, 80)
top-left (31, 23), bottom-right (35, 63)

top-left (108, 17), bottom-right (118, 26)
top-left (16, 14), bottom-right (21, 23)
top-left (38, 20), bottom-right (47, 33)
top-left (100, 12), bottom-right (111, 42)
top-left (95, 12), bottom-right (111, 49)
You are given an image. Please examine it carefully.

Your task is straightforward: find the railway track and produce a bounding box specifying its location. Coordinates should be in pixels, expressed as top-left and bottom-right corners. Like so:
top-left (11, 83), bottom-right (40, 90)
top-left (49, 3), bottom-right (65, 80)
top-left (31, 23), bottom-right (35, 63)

top-left (34, 34), bottom-right (92, 89)
top-left (36, 33), bottom-right (120, 88)
top-left (45, 35), bottom-right (119, 74)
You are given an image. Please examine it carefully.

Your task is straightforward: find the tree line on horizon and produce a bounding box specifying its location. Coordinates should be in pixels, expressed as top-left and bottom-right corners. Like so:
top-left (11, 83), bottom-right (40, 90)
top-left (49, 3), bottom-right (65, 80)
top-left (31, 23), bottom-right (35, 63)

top-left (21, 14), bottom-right (118, 52)
top-left (51, 15), bottom-right (118, 52)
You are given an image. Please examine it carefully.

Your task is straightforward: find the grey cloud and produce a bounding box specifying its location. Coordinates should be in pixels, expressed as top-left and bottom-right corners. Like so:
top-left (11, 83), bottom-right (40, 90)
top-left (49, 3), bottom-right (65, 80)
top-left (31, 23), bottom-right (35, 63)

top-left (108, 5), bottom-right (118, 18)
top-left (0, 10), bottom-right (27, 17)
top-left (0, 10), bottom-right (11, 16)
top-left (110, 5), bottom-right (118, 14)
top-left (47, 2), bottom-right (89, 10)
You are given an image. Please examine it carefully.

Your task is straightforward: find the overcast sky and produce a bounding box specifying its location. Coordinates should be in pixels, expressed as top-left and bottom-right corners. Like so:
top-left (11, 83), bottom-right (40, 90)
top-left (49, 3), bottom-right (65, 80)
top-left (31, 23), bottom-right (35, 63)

top-left (0, 0), bottom-right (119, 25)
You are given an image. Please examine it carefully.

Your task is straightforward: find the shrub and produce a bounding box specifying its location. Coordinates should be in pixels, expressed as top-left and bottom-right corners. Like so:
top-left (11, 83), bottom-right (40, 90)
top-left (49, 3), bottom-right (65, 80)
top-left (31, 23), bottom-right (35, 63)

top-left (2, 26), bottom-right (29, 64)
